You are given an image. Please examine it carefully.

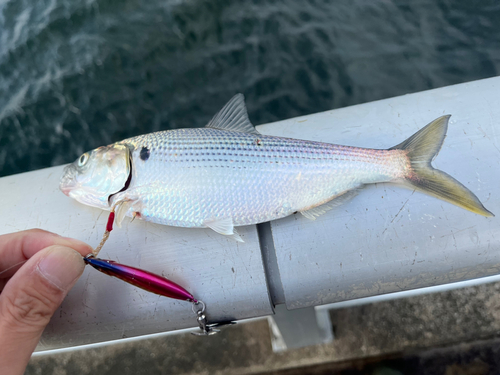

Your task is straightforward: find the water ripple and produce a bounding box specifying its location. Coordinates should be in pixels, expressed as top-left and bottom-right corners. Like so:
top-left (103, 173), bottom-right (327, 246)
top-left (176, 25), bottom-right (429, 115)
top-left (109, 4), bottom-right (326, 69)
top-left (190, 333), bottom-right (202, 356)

top-left (0, 0), bottom-right (499, 176)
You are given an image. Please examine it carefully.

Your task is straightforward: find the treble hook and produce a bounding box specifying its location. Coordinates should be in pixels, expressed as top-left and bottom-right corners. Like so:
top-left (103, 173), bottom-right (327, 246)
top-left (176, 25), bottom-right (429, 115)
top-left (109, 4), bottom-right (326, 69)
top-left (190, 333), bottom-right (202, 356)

top-left (190, 301), bottom-right (236, 336)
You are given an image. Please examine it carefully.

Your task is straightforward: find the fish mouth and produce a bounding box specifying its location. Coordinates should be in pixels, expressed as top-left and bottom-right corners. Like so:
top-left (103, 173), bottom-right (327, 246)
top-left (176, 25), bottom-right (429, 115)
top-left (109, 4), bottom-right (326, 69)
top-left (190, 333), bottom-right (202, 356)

top-left (59, 164), bottom-right (77, 196)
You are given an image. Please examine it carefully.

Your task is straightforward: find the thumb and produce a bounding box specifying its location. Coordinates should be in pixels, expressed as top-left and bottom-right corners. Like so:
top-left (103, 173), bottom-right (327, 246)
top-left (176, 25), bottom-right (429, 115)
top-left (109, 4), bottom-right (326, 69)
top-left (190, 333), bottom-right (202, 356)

top-left (0, 245), bottom-right (85, 374)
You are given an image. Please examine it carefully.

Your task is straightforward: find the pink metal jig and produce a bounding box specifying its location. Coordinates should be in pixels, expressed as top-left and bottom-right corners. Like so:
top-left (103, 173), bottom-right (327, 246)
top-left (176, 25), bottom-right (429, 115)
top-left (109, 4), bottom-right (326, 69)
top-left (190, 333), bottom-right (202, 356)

top-left (85, 209), bottom-right (234, 335)
top-left (83, 256), bottom-right (197, 302)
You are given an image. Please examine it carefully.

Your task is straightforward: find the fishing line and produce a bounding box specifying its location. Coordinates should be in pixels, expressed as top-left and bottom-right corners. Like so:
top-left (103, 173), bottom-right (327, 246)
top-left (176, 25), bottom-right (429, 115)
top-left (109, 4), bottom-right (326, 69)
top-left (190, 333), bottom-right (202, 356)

top-left (93, 210), bottom-right (115, 256)
top-left (0, 260), bottom-right (29, 277)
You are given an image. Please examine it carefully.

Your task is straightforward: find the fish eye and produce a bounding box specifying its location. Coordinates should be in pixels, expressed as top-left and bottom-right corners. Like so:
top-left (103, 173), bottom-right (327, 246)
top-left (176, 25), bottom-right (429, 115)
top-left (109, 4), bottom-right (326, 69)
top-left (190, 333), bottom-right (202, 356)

top-left (78, 153), bottom-right (89, 167)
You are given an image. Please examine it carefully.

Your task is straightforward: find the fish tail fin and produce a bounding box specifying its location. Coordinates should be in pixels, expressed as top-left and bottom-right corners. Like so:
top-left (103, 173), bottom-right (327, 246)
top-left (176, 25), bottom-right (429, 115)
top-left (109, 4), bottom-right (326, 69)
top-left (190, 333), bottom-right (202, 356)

top-left (390, 115), bottom-right (494, 217)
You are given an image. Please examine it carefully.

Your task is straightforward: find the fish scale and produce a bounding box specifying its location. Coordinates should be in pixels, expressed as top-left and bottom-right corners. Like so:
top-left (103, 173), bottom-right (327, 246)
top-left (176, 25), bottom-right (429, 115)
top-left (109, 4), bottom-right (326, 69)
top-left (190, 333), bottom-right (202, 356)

top-left (116, 127), bottom-right (406, 228)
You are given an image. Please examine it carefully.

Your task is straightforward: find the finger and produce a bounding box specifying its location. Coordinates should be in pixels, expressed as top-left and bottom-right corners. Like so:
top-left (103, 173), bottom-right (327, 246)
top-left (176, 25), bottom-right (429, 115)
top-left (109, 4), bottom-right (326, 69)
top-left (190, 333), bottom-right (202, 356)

top-left (0, 245), bottom-right (85, 374)
top-left (0, 229), bottom-right (92, 277)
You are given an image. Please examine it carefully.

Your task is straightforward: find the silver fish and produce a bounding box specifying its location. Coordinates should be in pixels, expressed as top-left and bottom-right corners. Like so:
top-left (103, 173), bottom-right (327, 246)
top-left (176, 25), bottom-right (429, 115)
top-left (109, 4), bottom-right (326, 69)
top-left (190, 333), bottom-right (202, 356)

top-left (60, 94), bottom-right (493, 241)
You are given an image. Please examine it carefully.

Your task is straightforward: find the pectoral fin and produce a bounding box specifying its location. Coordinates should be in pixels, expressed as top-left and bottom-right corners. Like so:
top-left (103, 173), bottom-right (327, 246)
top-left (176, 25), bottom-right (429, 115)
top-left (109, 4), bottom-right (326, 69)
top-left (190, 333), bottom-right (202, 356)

top-left (204, 217), bottom-right (244, 242)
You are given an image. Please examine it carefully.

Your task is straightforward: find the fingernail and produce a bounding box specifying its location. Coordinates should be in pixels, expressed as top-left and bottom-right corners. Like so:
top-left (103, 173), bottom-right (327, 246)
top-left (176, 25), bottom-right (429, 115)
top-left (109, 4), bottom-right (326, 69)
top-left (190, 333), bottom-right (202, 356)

top-left (37, 246), bottom-right (85, 290)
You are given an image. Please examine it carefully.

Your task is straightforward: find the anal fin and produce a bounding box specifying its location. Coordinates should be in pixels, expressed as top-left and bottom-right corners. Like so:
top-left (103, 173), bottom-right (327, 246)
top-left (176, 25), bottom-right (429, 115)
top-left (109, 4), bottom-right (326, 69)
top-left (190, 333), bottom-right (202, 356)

top-left (300, 189), bottom-right (359, 220)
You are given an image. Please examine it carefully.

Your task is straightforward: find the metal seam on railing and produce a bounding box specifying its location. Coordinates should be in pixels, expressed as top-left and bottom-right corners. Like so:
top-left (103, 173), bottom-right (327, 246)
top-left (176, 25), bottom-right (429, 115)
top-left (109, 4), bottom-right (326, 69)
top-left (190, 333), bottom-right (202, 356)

top-left (257, 221), bottom-right (285, 307)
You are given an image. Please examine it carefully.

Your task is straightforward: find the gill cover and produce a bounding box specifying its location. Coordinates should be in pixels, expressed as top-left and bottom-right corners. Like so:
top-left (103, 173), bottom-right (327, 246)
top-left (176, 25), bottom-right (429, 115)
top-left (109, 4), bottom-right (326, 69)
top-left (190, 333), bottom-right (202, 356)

top-left (60, 144), bottom-right (131, 210)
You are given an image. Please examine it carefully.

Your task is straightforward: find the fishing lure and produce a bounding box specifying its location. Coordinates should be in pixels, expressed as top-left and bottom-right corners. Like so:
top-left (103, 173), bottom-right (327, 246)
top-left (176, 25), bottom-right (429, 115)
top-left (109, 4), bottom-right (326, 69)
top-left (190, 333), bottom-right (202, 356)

top-left (83, 256), bottom-right (197, 303)
top-left (83, 255), bottom-right (225, 335)
top-left (86, 211), bottom-right (232, 335)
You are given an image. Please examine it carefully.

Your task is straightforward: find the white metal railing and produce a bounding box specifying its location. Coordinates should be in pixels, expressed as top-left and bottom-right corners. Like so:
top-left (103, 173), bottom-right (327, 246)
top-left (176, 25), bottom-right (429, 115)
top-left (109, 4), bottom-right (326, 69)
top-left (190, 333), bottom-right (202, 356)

top-left (1, 77), bottom-right (499, 351)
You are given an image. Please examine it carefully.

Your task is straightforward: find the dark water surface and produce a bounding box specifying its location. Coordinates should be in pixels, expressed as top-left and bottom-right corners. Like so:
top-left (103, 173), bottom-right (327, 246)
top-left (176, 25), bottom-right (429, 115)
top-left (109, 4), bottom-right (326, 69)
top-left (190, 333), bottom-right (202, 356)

top-left (0, 0), bottom-right (499, 177)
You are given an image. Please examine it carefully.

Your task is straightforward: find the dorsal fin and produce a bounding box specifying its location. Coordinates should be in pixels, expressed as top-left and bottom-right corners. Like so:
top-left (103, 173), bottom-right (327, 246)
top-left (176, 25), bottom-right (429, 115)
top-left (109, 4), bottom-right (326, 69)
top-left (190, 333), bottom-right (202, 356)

top-left (205, 94), bottom-right (260, 135)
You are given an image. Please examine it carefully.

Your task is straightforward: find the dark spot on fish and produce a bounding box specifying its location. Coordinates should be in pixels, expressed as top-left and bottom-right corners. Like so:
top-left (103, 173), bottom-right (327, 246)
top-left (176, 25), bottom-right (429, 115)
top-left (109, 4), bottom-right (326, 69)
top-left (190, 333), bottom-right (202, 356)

top-left (140, 147), bottom-right (150, 161)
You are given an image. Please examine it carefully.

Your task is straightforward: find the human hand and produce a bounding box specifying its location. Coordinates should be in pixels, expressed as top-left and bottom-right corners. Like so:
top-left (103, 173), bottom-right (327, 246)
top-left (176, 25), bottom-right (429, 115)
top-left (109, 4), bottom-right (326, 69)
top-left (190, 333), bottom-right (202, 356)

top-left (0, 229), bottom-right (93, 375)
